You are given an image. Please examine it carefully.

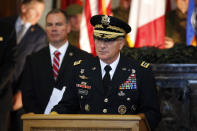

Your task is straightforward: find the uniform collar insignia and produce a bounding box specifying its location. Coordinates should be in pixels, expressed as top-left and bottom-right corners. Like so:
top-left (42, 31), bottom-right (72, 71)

top-left (0, 36), bottom-right (3, 42)
top-left (140, 61), bottom-right (150, 68)
top-left (74, 60), bottom-right (82, 66)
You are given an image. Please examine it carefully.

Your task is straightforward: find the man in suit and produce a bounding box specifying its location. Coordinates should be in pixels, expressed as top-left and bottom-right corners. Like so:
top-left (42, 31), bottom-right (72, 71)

top-left (0, 20), bottom-right (16, 131)
top-left (52, 15), bottom-right (161, 130)
top-left (0, 0), bottom-right (46, 130)
top-left (21, 9), bottom-right (92, 114)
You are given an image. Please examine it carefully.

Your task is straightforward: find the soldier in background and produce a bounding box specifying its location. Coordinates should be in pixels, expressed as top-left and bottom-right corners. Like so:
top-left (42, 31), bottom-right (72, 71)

top-left (66, 4), bottom-right (82, 47)
top-left (165, 0), bottom-right (189, 48)
top-left (112, 0), bottom-right (131, 23)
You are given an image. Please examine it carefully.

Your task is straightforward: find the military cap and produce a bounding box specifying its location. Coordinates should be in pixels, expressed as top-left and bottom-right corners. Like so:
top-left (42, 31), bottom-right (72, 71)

top-left (65, 4), bottom-right (82, 16)
top-left (90, 15), bottom-right (131, 41)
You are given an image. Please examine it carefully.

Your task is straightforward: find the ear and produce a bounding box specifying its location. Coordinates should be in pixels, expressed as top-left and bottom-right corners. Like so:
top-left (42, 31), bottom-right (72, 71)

top-left (66, 23), bottom-right (71, 33)
top-left (119, 39), bottom-right (125, 50)
top-left (20, 4), bottom-right (27, 14)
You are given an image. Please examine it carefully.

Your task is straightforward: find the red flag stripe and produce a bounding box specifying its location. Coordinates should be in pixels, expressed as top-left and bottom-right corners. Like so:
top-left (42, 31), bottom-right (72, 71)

top-left (84, 0), bottom-right (96, 56)
top-left (135, 16), bottom-right (165, 48)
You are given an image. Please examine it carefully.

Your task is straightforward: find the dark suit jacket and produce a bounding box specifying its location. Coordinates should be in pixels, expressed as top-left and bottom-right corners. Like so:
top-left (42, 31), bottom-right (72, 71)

top-left (0, 16), bottom-right (47, 94)
top-left (53, 54), bottom-right (161, 130)
top-left (21, 44), bottom-right (93, 114)
top-left (0, 20), bottom-right (16, 112)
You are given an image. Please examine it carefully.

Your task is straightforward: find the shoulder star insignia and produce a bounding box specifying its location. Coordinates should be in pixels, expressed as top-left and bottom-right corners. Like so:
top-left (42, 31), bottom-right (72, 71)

top-left (140, 61), bottom-right (150, 68)
top-left (74, 60), bottom-right (82, 66)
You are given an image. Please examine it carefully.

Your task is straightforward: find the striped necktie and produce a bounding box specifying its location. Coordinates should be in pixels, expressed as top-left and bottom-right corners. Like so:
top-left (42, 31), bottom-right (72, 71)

top-left (53, 51), bottom-right (61, 81)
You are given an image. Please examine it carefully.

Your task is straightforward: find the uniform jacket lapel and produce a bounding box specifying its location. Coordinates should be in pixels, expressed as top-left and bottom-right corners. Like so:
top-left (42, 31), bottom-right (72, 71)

top-left (91, 57), bottom-right (104, 95)
top-left (42, 47), bottom-right (55, 93)
top-left (56, 44), bottom-right (75, 89)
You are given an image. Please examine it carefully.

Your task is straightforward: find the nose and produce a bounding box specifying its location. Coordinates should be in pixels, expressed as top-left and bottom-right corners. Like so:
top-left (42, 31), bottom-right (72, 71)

top-left (100, 41), bottom-right (106, 48)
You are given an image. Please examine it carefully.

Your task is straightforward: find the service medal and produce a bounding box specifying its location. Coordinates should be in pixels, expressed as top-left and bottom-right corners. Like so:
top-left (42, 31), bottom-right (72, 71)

top-left (118, 105), bottom-right (127, 115)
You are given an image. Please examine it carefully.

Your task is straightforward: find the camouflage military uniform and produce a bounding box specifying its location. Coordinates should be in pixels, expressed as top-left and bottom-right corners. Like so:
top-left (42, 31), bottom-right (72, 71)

top-left (68, 30), bottom-right (80, 47)
top-left (112, 7), bottom-right (130, 23)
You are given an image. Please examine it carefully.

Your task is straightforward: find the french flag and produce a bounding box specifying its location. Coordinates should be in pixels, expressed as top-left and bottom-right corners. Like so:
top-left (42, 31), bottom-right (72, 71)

top-left (127, 0), bottom-right (166, 48)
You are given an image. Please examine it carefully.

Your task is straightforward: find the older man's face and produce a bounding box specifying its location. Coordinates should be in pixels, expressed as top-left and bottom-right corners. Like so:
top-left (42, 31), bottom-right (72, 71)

top-left (95, 38), bottom-right (125, 64)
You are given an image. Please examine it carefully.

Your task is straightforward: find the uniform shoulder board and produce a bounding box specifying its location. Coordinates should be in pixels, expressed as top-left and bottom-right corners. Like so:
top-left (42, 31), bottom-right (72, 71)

top-left (73, 60), bottom-right (83, 66)
top-left (140, 61), bottom-right (150, 68)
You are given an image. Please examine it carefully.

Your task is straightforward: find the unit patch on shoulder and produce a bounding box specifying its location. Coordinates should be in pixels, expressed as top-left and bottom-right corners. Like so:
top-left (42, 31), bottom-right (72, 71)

top-left (74, 60), bottom-right (82, 66)
top-left (140, 61), bottom-right (150, 68)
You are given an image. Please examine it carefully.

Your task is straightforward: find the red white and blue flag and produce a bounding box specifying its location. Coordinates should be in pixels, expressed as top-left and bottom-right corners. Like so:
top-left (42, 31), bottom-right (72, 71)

top-left (79, 0), bottom-right (112, 56)
top-left (127, 0), bottom-right (166, 48)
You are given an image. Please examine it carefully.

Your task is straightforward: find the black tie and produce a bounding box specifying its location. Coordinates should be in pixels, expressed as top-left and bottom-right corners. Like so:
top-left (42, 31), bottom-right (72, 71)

top-left (103, 65), bottom-right (112, 93)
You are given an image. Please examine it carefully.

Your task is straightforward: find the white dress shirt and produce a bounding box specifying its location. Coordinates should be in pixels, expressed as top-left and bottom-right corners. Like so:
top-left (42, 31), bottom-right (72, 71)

top-left (100, 53), bottom-right (120, 80)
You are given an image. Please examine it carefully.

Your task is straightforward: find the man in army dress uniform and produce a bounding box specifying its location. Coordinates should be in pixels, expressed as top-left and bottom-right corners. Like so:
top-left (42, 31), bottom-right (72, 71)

top-left (52, 15), bottom-right (161, 130)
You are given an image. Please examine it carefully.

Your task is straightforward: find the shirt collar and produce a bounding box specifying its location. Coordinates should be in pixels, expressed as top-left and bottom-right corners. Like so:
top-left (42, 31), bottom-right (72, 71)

top-left (15, 17), bottom-right (32, 30)
top-left (49, 41), bottom-right (69, 56)
top-left (100, 53), bottom-right (120, 77)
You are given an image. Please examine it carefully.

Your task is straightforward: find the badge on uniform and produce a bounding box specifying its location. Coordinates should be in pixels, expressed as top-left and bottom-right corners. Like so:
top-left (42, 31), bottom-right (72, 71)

top-left (118, 105), bottom-right (127, 115)
top-left (78, 89), bottom-right (88, 95)
top-left (131, 105), bottom-right (137, 113)
top-left (140, 61), bottom-right (150, 68)
top-left (79, 75), bottom-right (88, 80)
top-left (80, 69), bottom-right (85, 74)
top-left (118, 91), bottom-right (125, 96)
top-left (119, 74), bottom-right (137, 90)
top-left (76, 82), bottom-right (91, 89)
top-left (91, 67), bottom-right (96, 71)
top-left (85, 104), bottom-right (90, 112)
top-left (74, 60), bottom-right (82, 66)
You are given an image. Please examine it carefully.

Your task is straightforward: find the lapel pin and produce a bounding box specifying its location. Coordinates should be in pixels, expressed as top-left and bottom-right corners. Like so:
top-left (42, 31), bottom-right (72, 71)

top-left (30, 27), bottom-right (35, 32)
